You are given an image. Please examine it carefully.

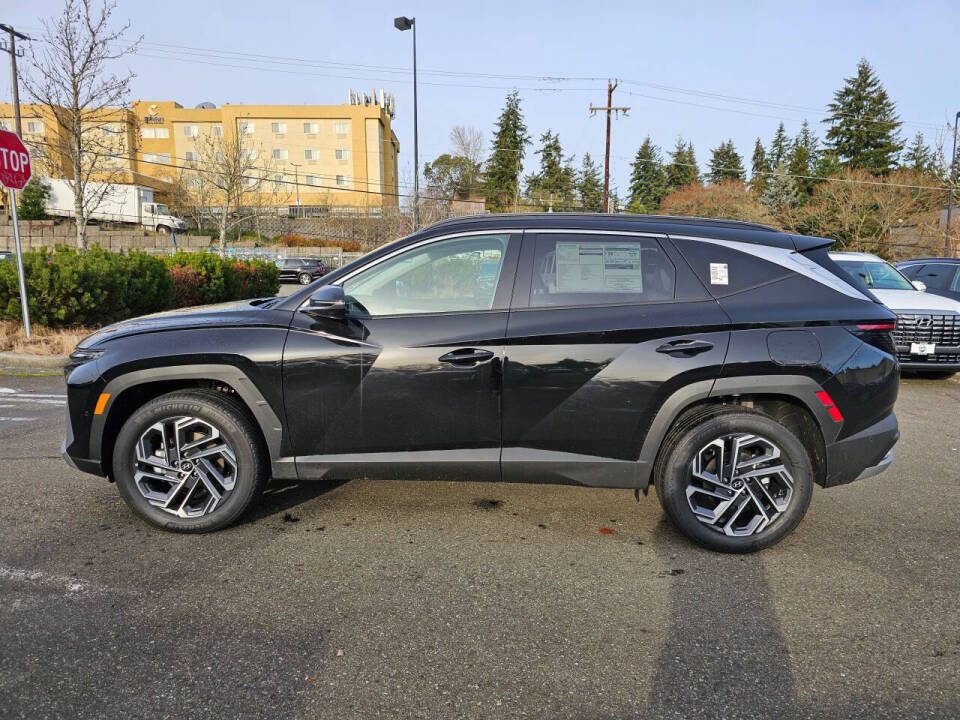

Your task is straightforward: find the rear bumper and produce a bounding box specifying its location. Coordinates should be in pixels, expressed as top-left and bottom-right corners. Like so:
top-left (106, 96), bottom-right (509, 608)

top-left (823, 411), bottom-right (899, 487)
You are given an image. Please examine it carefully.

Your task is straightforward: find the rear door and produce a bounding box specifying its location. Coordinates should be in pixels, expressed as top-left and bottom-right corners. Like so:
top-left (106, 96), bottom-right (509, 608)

top-left (909, 263), bottom-right (960, 301)
top-left (501, 231), bottom-right (729, 487)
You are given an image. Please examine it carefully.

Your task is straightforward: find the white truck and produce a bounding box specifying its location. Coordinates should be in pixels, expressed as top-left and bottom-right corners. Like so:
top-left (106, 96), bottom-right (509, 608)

top-left (45, 178), bottom-right (187, 234)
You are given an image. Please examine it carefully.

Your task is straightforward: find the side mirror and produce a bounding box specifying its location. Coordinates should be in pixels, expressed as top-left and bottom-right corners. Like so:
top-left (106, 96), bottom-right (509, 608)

top-left (302, 284), bottom-right (346, 320)
top-left (912, 281), bottom-right (927, 292)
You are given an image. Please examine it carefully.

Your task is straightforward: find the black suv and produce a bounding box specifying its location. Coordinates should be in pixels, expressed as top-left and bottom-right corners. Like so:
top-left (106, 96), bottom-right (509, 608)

top-left (277, 257), bottom-right (325, 285)
top-left (63, 215), bottom-right (900, 552)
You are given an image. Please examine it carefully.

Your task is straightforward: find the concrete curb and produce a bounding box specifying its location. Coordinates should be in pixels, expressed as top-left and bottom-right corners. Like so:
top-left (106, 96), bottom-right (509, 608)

top-left (0, 351), bottom-right (69, 370)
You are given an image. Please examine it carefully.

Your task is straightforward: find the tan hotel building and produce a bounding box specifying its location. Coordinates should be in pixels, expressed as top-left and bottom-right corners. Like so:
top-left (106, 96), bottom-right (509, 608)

top-left (0, 98), bottom-right (401, 211)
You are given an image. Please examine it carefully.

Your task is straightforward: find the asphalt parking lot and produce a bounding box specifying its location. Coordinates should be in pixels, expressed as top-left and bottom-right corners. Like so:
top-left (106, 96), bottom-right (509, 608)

top-left (0, 373), bottom-right (957, 719)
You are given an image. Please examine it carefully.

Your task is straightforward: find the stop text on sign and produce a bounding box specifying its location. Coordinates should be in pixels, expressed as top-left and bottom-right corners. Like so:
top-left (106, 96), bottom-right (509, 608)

top-left (0, 129), bottom-right (32, 190)
top-left (0, 147), bottom-right (30, 174)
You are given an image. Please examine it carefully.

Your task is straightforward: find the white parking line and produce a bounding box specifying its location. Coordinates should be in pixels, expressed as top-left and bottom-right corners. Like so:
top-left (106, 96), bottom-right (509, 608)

top-left (0, 417), bottom-right (32, 421)
top-left (1, 398), bottom-right (66, 406)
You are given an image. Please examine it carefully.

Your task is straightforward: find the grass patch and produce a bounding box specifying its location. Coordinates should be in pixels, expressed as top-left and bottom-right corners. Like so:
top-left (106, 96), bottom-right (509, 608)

top-left (0, 321), bottom-right (95, 355)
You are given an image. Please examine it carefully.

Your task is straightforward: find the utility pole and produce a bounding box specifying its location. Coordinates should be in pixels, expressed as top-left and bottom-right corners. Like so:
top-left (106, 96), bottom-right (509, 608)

top-left (590, 80), bottom-right (629, 213)
top-left (945, 111), bottom-right (959, 257)
top-left (290, 162), bottom-right (302, 217)
top-left (0, 24), bottom-right (28, 137)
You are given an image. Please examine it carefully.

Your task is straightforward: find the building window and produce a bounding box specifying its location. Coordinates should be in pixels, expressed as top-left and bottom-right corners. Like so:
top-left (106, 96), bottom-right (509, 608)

top-left (238, 121), bottom-right (255, 135)
top-left (336, 175), bottom-right (350, 187)
top-left (306, 175), bottom-right (321, 187)
top-left (271, 122), bottom-right (287, 134)
top-left (187, 176), bottom-right (202, 190)
top-left (26, 120), bottom-right (44, 134)
top-left (271, 148), bottom-right (288, 160)
top-left (303, 122), bottom-right (319, 135)
top-left (183, 125), bottom-right (199, 137)
top-left (304, 149), bottom-right (319, 161)
top-left (0, 119), bottom-right (10, 131)
top-left (334, 121), bottom-right (349, 135)
top-left (141, 127), bottom-right (169, 139)
top-left (335, 148), bottom-right (350, 161)
top-left (143, 152), bottom-right (171, 165)
top-left (212, 124), bottom-right (223, 137)
top-left (273, 173), bottom-right (286, 190)
top-left (184, 151), bottom-right (198, 162)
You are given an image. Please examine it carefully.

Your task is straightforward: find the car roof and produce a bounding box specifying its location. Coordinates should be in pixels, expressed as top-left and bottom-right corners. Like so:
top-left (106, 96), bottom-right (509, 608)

top-left (896, 257), bottom-right (960, 266)
top-left (829, 251), bottom-right (885, 262)
top-left (417, 213), bottom-right (830, 252)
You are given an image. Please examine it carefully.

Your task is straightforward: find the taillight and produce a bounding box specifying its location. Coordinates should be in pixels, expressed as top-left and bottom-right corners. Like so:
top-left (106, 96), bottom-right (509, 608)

top-left (857, 323), bottom-right (896, 331)
top-left (850, 323), bottom-right (896, 356)
top-left (815, 390), bottom-right (844, 422)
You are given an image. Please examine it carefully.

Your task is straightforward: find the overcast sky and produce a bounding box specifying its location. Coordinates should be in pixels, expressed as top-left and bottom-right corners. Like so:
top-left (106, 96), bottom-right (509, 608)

top-left (4, 0), bottom-right (959, 197)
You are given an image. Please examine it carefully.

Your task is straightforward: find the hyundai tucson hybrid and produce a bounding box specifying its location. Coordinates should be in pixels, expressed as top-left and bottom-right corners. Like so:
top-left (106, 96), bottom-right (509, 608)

top-left (63, 215), bottom-right (900, 552)
top-left (832, 252), bottom-right (960, 377)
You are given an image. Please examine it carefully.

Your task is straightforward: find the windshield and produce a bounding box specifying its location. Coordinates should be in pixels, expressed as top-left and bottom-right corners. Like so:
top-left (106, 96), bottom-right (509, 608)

top-left (834, 259), bottom-right (914, 291)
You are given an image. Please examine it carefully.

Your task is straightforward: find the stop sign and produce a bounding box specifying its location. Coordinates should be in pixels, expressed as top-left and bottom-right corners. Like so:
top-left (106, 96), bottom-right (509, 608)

top-left (0, 129), bottom-right (31, 190)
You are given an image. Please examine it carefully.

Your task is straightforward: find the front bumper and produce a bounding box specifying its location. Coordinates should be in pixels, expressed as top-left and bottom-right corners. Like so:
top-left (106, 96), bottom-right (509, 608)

top-left (823, 411), bottom-right (899, 487)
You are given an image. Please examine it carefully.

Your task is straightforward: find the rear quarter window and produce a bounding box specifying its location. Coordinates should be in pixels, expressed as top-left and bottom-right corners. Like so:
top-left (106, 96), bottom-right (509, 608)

top-left (670, 237), bottom-right (792, 297)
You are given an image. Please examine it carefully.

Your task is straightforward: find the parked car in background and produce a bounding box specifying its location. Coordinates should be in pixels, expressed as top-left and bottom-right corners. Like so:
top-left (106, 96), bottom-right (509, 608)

top-left (896, 258), bottom-right (960, 303)
top-left (64, 215), bottom-right (900, 553)
top-left (831, 251), bottom-right (960, 377)
top-left (276, 257), bottom-right (325, 285)
top-left (0, 251), bottom-right (12, 262)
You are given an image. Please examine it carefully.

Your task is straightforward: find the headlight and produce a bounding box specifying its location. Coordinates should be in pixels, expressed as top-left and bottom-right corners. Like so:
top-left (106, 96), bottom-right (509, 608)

top-left (69, 348), bottom-right (105, 363)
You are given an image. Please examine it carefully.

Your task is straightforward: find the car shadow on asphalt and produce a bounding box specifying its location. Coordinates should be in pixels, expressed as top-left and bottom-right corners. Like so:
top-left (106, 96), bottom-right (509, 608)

top-left (244, 477), bottom-right (350, 523)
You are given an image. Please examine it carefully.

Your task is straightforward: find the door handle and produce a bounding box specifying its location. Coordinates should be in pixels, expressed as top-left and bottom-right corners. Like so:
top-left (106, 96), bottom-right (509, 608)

top-left (438, 348), bottom-right (496, 366)
top-left (656, 339), bottom-right (714, 357)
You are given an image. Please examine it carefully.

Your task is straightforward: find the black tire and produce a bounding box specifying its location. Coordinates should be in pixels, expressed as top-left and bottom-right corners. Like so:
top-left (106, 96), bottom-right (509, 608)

top-left (298, 272), bottom-right (312, 285)
top-left (156, 225), bottom-right (170, 235)
top-left (112, 390), bottom-right (269, 533)
top-left (916, 370), bottom-right (955, 380)
top-left (654, 406), bottom-right (814, 553)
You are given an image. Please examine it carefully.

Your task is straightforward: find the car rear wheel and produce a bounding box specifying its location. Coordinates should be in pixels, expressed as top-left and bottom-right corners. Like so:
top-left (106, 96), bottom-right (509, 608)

top-left (112, 390), bottom-right (269, 533)
top-left (156, 226), bottom-right (170, 234)
top-left (654, 406), bottom-right (813, 553)
top-left (298, 272), bottom-right (312, 285)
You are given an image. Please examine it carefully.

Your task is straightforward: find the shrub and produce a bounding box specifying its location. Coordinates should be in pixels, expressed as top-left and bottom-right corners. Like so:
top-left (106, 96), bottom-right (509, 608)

top-left (276, 233), bottom-right (309, 246)
top-left (0, 245), bottom-right (174, 327)
top-left (164, 252), bottom-right (279, 305)
top-left (322, 239), bottom-right (363, 252)
top-left (168, 265), bottom-right (204, 308)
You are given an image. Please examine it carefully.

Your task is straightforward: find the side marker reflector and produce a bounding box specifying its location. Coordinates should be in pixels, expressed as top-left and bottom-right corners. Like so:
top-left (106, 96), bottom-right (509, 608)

top-left (94, 393), bottom-right (111, 415)
top-left (815, 390), bottom-right (843, 422)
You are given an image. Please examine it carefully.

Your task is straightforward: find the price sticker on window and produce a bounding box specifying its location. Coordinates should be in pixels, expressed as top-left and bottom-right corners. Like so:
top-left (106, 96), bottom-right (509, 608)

top-left (709, 263), bottom-right (729, 285)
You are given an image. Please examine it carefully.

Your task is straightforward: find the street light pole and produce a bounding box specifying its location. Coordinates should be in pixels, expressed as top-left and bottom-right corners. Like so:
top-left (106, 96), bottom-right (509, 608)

top-left (944, 111), bottom-right (959, 257)
top-left (394, 15), bottom-right (418, 230)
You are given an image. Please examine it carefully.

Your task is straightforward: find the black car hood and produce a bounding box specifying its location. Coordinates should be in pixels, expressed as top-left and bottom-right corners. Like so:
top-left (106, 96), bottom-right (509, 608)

top-left (78, 298), bottom-right (282, 348)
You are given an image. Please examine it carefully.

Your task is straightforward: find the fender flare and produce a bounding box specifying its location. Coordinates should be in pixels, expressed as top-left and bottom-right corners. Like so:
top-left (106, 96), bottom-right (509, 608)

top-left (92, 363), bottom-right (289, 476)
top-left (635, 374), bottom-right (835, 491)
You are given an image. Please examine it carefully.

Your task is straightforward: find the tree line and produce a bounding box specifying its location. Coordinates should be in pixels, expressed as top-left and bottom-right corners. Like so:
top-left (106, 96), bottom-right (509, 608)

top-left (424, 59), bottom-right (956, 254)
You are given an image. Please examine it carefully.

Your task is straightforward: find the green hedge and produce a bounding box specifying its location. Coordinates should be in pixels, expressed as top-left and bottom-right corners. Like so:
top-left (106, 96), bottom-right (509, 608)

top-left (0, 247), bottom-right (280, 328)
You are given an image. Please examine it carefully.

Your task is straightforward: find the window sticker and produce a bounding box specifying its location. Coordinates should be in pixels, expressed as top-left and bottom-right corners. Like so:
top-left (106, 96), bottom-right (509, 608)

top-left (556, 242), bottom-right (643, 293)
top-left (709, 262), bottom-right (729, 285)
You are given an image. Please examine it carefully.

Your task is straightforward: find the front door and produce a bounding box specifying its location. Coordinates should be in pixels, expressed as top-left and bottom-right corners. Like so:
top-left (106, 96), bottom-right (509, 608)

top-left (283, 231), bottom-right (520, 481)
top-left (501, 231), bottom-right (729, 487)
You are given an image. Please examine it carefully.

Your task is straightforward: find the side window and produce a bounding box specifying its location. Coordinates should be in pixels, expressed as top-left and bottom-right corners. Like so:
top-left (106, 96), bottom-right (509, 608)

top-left (343, 234), bottom-right (512, 316)
top-left (530, 234), bottom-right (675, 307)
top-left (899, 264), bottom-right (922, 280)
top-left (916, 264), bottom-right (958, 291)
top-left (670, 237), bottom-right (792, 297)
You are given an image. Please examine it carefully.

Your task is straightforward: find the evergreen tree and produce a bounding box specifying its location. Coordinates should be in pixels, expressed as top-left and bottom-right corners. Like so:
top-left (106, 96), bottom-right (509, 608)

top-left (707, 140), bottom-right (745, 183)
top-left (577, 152), bottom-right (603, 212)
top-left (627, 137), bottom-right (668, 213)
top-left (666, 138), bottom-right (699, 190)
top-left (815, 150), bottom-right (844, 179)
top-left (770, 122), bottom-right (791, 168)
top-left (18, 177), bottom-right (51, 220)
top-left (761, 162), bottom-right (798, 211)
top-left (824, 59), bottom-right (903, 174)
top-left (525, 130), bottom-right (576, 211)
top-left (789, 120), bottom-right (820, 198)
top-left (482, 91), bottom-right (530, 212)
top-left (902, 132), bottom-right (935, 175)
top-left (750, 138), bottom-right (770, 197)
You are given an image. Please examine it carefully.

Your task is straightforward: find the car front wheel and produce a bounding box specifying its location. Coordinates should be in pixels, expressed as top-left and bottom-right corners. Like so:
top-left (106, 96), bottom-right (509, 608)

top-left (654, 406), bottom-right (813, 553)
top-left (112, 390), bottom-right (269, 533)
top-left (298, 272), bottom-right (312, 285)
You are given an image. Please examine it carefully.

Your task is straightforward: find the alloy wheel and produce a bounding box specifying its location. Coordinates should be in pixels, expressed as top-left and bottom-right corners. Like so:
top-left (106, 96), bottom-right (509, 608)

top-left (686, 433), bottom-right (794, 536)
top-left (133, 416), bottom-right (238, 518)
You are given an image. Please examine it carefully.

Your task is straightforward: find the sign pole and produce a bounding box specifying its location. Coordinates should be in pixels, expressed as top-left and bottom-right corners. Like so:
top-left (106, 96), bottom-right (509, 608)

top-left (7, 187), bottom-right (30, 337)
